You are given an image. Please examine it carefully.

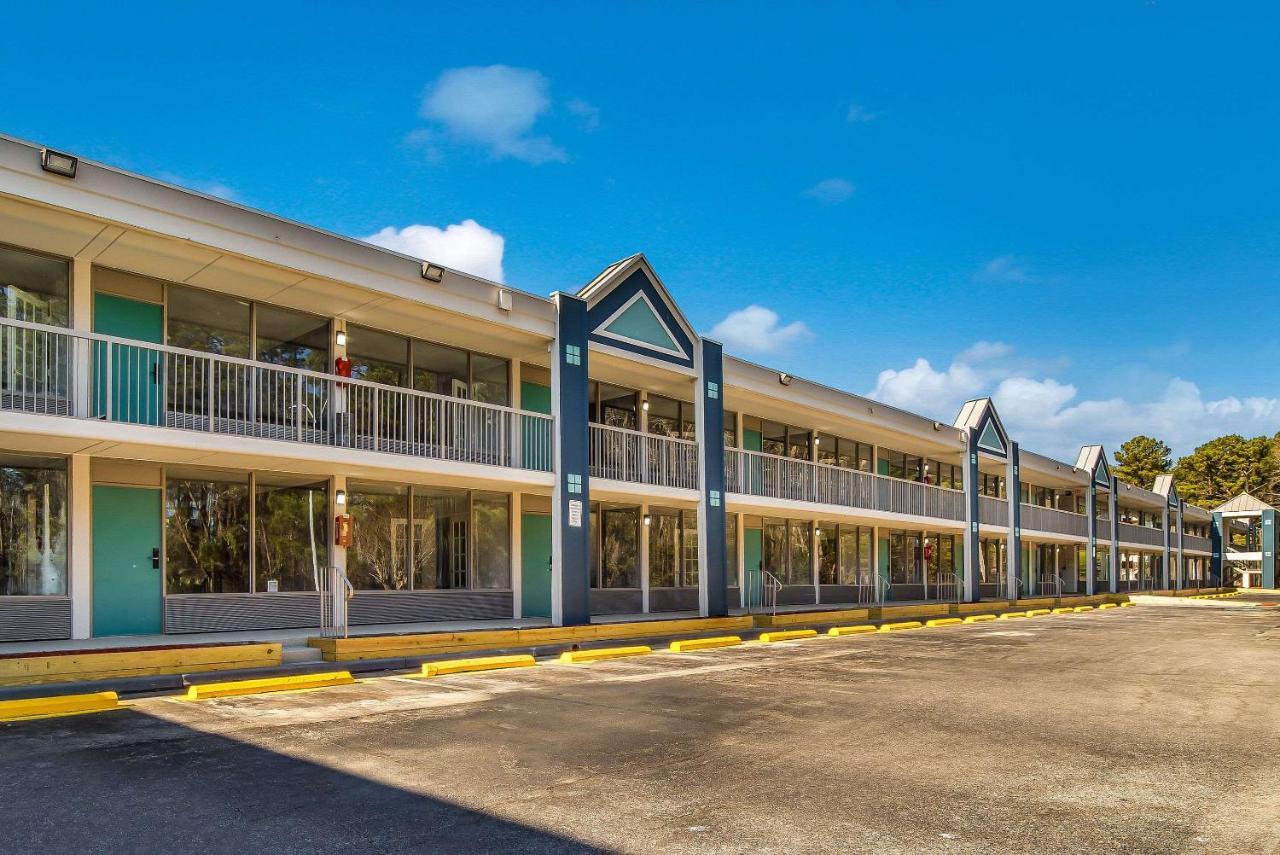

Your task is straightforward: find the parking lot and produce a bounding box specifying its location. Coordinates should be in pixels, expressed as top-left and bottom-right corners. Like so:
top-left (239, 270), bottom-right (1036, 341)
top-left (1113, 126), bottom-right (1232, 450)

top-left (3, 603), bottom-right (1278, 854)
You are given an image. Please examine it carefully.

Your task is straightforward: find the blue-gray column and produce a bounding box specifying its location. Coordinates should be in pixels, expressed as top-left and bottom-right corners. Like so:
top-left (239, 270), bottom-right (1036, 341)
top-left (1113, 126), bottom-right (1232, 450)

top-left (1210, 512), bottom-right (1224, 587)
top-left (696, 339), bottom-right (728, 617)
top-left (1161, 506), bottom-right (1171, 591)
top-left (1006, 442), bottom-right (1021, 601)
top-left (1085, 482), bottom-right (1098, 596)
top-left (1262, 508), bottom-right (1277, 589)
top-left (551, 293), bottom-right (591, 626)
top-left (963, 431), bottom-right (981, 602)
top-left (1108, 479), bottom-right (1120, 594)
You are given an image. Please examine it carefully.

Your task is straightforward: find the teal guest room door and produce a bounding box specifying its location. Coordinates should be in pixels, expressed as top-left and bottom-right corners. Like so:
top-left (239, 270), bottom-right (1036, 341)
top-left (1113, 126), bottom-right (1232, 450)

top-left (92, 485), bottom-right (163, 636)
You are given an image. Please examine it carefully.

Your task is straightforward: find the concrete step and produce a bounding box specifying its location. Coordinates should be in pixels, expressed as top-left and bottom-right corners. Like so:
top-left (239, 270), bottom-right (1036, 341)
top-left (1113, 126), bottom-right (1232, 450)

top-left (282, 646), bottom-right (325, 665)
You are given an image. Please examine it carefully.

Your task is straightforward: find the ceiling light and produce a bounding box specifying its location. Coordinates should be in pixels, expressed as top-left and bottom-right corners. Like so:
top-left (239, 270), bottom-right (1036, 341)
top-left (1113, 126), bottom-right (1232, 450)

top-left (40, 148), bottom-right (77, 178)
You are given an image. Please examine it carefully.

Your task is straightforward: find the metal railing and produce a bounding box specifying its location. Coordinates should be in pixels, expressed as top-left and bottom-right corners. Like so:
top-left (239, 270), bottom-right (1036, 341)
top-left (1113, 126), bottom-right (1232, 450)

top-left (743, 568), bottom-right (783, 615)
top-left (0, 316), bottom-right (553, 472)
top-left (724, 448), bottom-right (965, 521)
top-left (319, 565), bottom-right (354, 639)
top-left (1118, 522), bottom-right (1164, 548)
top-left (1019, 503), bottom-right (1088, 537)
top-left (588, 423), bottom-right (699, 490)
top-left (1183, 535), bottom-right (1212, 553)
top-left (978, 495), bottom-right (1009, 527)
top-left (930, 572), bottom-right (962, 603)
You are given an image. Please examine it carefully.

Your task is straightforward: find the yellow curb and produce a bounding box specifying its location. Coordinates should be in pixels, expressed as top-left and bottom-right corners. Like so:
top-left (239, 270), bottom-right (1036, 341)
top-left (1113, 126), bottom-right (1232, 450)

top-left (669, 636), bottom-right (741, 653)
top-left (0, 690), bottom-right (120, 722)
top-left (559, 646), bottom-right (651, 664)
top-left (828, 625), bottom-right (877, 637)
top-left (1025, 609), bottom-right (1051, 617)
top-left (963, 615), bottom-right (997, 623)
top-left (1119, 602), bottom-right (1136, 608)
top-left (877, 621), bottom-right (924, 632)
top-left (925, 618), bottom-right (963, 628)
top-left (1051, 607), bottom-right (1076, 614)
top-left (998, 612), bottom-right (1028, 620)
top-left (1074, 606), bottom-right (1095, 612)
top-left (759, 630), bottom-right (819, 643)
top-left (185, 671), bottom-right (355, 700)
top-left (420, 655), bottom-right (536, 677)
top-left (1097, 603), bottom-right (1118, 610)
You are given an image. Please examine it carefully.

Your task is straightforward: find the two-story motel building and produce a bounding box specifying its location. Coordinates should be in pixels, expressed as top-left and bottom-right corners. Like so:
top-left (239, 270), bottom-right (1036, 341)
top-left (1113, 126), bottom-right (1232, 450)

top-left (0, 135), bottom-right (1220, 643)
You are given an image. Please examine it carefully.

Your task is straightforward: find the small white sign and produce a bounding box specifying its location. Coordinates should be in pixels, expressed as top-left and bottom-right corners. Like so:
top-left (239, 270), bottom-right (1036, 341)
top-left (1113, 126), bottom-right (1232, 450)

top-left (568, 499), bottom-right (583, 528)
top-left (266, 580), bottom-right (278, 593)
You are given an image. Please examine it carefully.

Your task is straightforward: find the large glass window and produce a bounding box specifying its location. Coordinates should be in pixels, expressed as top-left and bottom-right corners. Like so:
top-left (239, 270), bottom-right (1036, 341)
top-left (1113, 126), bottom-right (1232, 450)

top-left (165, 476), bottom-right (250, 593)
top-left (648, 510), bottom-right (679, 588)
top-left (472, 492), bottom-right (511, 588)
top-left (413, 340), bottom-right (469, 398)
top-left (347, 325), bottom-right (409, 387)
top-left (592, 383), bottom-right (638, 429)
top-left (787, 519), bottom-right (811, 584)
top-left (817, 522), bottom-right (838, 584)
top-left (255, 476), bottom-right (327, 592)
top-left (726, 513), bottom-right (739, 587)
top-left (167, 285), bottom-right (251, 357)
top-left (411, 487), bottom-right (469, 589)
top-left (596, 506), bottom-right (639, 587)
top-left (0, 244), bottom-right (68, 325)
top-left (256, 304), bottom-right (329, 370)
top-left (646, 395), bottom-right (696, 441)
top-left (0, 456), bottom-right (67, 595)
top-left (346, 481), bottom-right (410, 590)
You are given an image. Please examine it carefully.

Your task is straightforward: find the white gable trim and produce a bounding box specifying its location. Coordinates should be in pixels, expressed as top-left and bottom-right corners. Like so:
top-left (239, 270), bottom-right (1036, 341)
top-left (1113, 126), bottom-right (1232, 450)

top-left (594, 290), bottom-right (690, 360)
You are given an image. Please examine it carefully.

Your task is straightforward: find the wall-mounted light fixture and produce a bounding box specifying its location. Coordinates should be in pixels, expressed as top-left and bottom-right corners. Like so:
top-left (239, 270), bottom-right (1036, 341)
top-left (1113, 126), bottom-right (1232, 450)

top-left (641, 400), bottom-right (649, 412)
top-left (642, 514), bottom-right (652, 527)
top-left (421, 262), bottom-right (444, 282)
top-left (41, 148), bottom-right (78, 178)
top-left (496, 289), bottom-right (513, 311)
top-left (335, 330), bottom-right (347, 347)
top-left (335, 490), bottom-right (347, 507)
top-left (778, 372), bottom-right (793, 386)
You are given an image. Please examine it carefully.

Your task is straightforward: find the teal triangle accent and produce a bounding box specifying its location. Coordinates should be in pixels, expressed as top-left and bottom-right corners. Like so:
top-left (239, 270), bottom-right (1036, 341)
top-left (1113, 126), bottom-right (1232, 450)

top-left (603, 297), bottom-right (680, 352)
top-left (977, 419), bottom-right (1005, 453)
top-left (1095, 459), bottom-right (1111, 486)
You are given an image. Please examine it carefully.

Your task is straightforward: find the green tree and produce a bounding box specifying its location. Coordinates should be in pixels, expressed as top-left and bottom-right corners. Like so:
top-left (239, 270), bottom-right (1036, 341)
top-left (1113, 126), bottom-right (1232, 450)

top-left (1112, 435), bottom-right (1172, 490)
top-left (1173, 434), bottom-right (1278, 509)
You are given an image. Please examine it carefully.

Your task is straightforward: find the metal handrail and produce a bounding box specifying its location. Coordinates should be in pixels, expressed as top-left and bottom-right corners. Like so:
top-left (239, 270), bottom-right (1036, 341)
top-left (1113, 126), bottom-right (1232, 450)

top-left (761, 570), bottom-right (782, 616)
top-left (319, 565), bottom-right (355, 639)
top-left (0, 315), bottom-right (554, 472)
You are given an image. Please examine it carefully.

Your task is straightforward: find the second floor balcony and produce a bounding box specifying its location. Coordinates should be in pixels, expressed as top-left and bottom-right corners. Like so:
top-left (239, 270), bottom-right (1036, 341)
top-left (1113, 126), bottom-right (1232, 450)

top-left (1119, 521), bottom-right (1165, 548)
top-left (0, 317), bottom-right (553, 472)
top-left (588, 423), bottom-right (699, 491)
top-left (1019, 503), bottom-right (1088, 538)
top-left (724, 447), bottom-right (965, 522)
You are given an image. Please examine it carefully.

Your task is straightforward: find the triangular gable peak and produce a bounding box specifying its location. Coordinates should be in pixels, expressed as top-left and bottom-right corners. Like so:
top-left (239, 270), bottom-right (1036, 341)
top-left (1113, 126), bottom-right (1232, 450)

top-left (1213, 492), bottom-right (1276, 514)
top-left (578, 253), bottom-right (697, 369)
top-left (1075, 445), bottom-right (1113, 489)
top-left (953, 398), bottom-right (1008, 458)
top-left (1152, 474), bottom-right (1180, 509)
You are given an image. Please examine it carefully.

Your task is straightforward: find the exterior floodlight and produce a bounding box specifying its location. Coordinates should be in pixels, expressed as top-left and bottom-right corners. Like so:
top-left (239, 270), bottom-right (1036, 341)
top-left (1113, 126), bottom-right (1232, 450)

top-left (421, 262), bottom-right (444, 282)
top-left (778, 372), bottom-right (792, 386)
top-left (41, 148), bottom-right (78, 178)
top-left (496, 289), bottom-right (513, 311)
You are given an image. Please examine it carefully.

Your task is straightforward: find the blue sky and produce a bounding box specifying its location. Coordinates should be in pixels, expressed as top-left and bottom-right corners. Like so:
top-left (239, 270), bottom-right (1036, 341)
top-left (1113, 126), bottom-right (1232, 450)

top-left (2, 2), bottom-right (1278, 460)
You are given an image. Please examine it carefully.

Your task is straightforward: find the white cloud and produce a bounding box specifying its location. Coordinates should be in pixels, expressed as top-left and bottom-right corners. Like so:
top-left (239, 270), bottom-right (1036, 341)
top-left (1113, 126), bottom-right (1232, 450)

top-left (419, 65), bottom-right (566, 164)
top-left (805, 177), bottom-right (855, 204)
top-left (975, 254), bottom-right (1032, 284)
top-left (957, 340), bottom-right (1013, 364)
top-left (867, 342), bottom-right (1280, 459)
top-left (711, 305), bottom-right (812, 354)
top-left (566, 98), bottom-right (600, 131)
top-left (846, 103), bottom-right (878, 123)
top-left (363, 219), bottom-right (505, 283)
top-left (159, 173), bottom-right (237, 201)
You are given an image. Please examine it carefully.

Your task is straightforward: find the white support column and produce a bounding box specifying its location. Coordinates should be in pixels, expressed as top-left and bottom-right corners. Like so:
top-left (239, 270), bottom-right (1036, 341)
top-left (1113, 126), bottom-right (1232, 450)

top-left (640, 502), bottom-right (651, 614)
top-left (330, 474), bottom-right (348, 577)
top-left (510, 492), bottom-right (522, 619)
top-left (812, 521), bottom-right (821, 605)
top-left (735, 512), bottom-right (746, 609)
top-left (872, 524), bottom-right (883, 602)
top-left (69, 453), bottom-right (93, 639)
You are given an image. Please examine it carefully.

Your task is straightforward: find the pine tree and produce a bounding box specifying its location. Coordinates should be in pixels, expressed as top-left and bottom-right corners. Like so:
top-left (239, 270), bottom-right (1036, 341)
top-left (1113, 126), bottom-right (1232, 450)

top-left (1113, 435), bottom-right (1172, 490)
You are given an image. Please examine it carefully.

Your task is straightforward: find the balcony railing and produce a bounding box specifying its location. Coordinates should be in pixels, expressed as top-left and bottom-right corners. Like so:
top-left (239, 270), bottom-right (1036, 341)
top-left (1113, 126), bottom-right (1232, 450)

top-left (0, 316), bottom-right (553, 472)
top-left (979, 495), bottom-right (1009, 527)
top-left (1118, 522), bottom-right (1165, 548)
top-left (1183, 535), bottom-right (1212, 553)
top-left (1019, 503), bottom-right (1088, 538)
top-left (588, 423), bottom-right (699, 490)
top-left (724, 448), bottom-right (965, 521)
